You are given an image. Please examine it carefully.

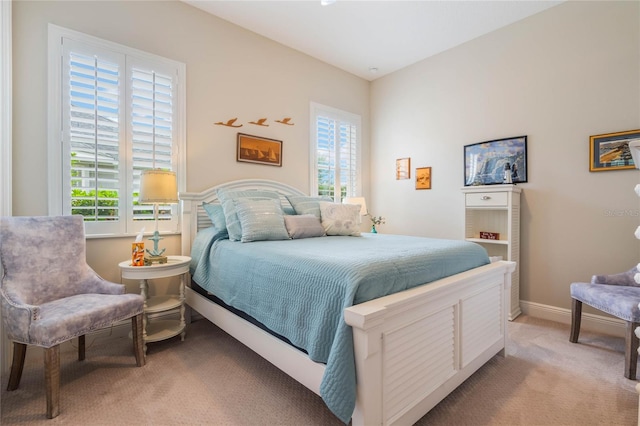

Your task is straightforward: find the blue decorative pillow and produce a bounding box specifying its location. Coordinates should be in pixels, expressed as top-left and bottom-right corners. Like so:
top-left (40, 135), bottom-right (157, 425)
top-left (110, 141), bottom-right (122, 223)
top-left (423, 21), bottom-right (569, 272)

top-left (217, 189), bottom-right (282, 241)
top-left (202, 202), bottom-right (228, 234)
top-left (286, 195), bottom-right (332, 218)
top-left (284, 214), bottom-right (326, 239)
top-left (234, 198), bottom-right (290, 243)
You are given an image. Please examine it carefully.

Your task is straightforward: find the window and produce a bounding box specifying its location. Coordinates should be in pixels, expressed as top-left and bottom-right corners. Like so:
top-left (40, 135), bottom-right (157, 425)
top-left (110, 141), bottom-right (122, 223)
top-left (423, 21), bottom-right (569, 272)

top-left (310, 102), bottom-right (361, 202)
top-left (48, 25), bottom-right (185, 237)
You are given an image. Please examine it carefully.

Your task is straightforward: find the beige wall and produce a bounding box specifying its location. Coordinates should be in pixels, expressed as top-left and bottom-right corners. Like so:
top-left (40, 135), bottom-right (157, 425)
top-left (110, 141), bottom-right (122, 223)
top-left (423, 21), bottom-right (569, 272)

top-left (369, 1), bottom-right (640, 313)
top-left (11, 1), bottom-right (640, 315)
top-left (12, 0), bottom-right (370, 290)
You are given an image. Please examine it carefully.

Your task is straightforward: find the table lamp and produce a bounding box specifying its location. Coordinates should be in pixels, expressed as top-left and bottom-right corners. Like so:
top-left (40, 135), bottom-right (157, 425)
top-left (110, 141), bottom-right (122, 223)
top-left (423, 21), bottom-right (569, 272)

top-left (138, 169), bottom-right (178, 264)
top-left (342, 197), bottom-right (367, 216)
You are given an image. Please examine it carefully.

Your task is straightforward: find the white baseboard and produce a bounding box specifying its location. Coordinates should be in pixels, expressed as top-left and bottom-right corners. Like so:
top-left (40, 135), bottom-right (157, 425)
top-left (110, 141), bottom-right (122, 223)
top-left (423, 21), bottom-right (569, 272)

top-left (520, 300), bottom-right (626, 338)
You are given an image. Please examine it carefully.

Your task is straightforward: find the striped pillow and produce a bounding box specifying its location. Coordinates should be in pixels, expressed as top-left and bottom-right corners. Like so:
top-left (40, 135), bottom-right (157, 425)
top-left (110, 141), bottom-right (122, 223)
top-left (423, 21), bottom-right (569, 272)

top-left (217, 189), bottom-right (281, 241)
top-left (234, 198), bottom-right (289, 243)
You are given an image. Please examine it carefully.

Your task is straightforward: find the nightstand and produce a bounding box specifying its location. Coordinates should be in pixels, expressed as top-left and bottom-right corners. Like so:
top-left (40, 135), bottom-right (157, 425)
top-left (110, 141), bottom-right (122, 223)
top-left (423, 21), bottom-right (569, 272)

top-left (118, 255), bottom-right (191, 354)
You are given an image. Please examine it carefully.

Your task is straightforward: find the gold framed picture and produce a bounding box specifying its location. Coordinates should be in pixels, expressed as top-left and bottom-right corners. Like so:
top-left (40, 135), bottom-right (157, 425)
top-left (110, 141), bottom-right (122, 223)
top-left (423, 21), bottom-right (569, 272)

top-left (237, 133), bottom-right (282, 167)
top-left (396, 157), bottom-right (410, 180)
top-left (589, 129), bottom-right (640, 172)
top-left (416, 167), bottom-right (431, 190)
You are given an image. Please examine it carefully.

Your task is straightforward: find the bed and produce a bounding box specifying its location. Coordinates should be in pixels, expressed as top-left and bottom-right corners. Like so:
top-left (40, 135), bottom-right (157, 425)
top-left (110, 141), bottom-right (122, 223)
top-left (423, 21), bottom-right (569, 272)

top-left (180, 179), bottom-right (516, 425)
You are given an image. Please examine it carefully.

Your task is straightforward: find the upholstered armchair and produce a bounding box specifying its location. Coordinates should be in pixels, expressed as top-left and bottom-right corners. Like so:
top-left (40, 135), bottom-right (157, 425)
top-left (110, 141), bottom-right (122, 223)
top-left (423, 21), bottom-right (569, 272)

top-left (0, 215), bottom-right (145, 418)
top-left (570, 266), bottom-right (640, 379)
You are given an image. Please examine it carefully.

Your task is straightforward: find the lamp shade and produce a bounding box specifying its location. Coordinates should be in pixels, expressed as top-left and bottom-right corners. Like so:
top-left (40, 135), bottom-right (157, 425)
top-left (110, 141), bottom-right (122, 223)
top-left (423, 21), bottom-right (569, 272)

top-left (343, 197), bottom-right (367, 215)
top-left (138, 169), bottom-right (179, 204)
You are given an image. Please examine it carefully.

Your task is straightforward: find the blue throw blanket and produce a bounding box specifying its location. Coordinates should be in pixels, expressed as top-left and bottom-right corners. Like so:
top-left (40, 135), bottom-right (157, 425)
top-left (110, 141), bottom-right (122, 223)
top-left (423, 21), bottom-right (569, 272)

top-left (191, 231), bottom-right (489, 423)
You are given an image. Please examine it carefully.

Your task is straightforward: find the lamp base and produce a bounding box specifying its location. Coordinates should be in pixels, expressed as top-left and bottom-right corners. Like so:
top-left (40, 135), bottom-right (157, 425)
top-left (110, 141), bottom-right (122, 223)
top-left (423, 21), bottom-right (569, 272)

top-left (144, 255), bottom-right (168, 266)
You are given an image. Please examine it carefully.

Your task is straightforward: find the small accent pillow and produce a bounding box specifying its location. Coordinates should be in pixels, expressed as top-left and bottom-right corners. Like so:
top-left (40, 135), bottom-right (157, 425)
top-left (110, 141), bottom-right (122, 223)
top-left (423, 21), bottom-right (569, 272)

top-left (202, 202), bottom-right (228, 234)
top-left (284, 214), bottom-right (326, 239)
top-left (234, 198), bottom-right (290, 243)
top-left (318, 202), bottom-right (362, 236)
top-left (217, 189), bottom-right (281, 241)
top-left (286, 195), bottom-right (332, 218)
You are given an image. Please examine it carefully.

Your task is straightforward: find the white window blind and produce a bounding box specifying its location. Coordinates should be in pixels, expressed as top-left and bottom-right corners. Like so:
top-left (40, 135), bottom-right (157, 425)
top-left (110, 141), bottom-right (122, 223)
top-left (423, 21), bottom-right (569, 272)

top-left (67, 49), bottom-right (122, 223)
top-left (49, 25), bottom-right (185, 237)
top-left (310, 103), bottom-right (361, 201)
top-left (130, 67), bottom-right (175, 222)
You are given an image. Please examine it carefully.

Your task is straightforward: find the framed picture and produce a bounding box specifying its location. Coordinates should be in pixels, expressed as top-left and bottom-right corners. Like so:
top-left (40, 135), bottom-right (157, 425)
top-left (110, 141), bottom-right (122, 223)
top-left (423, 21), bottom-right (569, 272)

top-left (416, 167), bottom-right (431, 190)
top-left (237, 133), bottom-right (282, 167)
top-left (464, 135), bottom-right (527, 186)
top-left (589, 129), bottom-right (640, 172)
top-left (396, 158), bottom-right (410, 180)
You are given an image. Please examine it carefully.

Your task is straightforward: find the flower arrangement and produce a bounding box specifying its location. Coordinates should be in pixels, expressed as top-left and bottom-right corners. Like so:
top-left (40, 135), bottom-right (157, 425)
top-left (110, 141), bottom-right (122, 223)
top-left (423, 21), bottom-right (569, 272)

top-left (366, 213), bottom-right (385, 233)
top-left (367, 214), bottom-right (385, 226)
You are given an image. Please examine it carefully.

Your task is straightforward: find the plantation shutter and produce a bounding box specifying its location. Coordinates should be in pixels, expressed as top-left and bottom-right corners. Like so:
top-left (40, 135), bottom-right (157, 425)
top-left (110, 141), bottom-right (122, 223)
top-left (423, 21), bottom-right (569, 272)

top-left (56, 29), bottom-right (183, 237)
top-left (130, 66), bottom-right (176, 223)
top-left (313, 106), bottom-right (360, 202)
top-left (339, 122), bottom-right (358, 201)
top-left (68, 52), bottom-right (121, 218)
top-left (316, 116), bottom-right (336, 199)
top-left (62, 39), bottom-right (126, 235)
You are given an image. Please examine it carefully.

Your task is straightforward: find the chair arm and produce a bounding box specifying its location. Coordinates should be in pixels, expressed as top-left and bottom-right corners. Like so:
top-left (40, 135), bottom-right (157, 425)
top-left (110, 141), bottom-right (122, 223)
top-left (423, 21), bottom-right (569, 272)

top-left (84, 267), bottom-right (125, 295)
top-left (591, 266), bottom-right (639, 286)
top-left (1, 289), bottom-right (39, 343)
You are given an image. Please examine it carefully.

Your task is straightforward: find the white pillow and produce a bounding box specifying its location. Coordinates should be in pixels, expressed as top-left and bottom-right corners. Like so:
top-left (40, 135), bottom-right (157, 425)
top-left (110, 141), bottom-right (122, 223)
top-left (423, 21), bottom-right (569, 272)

top-left (318, 202), bottom-right (362, 236)
top-left (284, 214), bottom-right (326, 239)
top-left (234, 198), bottom-right (290, 243)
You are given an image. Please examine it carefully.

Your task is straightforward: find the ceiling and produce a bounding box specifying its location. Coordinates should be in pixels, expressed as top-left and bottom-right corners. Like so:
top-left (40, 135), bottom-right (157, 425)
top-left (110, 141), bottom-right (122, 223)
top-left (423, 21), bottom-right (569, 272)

top-left (182, 0), bottom-right (563, 81)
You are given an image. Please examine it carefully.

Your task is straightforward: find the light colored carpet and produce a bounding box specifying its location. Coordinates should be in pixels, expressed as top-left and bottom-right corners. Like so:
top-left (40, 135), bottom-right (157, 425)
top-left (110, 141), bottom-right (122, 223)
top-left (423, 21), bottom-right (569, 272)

top-left (1, 315), bottom-right (637, 425)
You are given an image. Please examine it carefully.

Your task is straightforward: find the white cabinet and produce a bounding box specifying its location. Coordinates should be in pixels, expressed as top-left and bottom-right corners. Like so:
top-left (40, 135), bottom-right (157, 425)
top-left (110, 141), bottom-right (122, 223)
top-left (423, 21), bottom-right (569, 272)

top-left (462, 185), bottom-right (521, 320)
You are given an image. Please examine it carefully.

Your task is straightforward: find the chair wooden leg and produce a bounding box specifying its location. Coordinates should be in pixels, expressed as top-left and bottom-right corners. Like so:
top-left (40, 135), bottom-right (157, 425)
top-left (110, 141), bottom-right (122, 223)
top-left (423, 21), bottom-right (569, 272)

top-left (78, 335), bottom-right (85, 361)
top-left (625, 321), bottom-right (639, 380)
top-left (7, 342), bottom-right (27, 391)
top-left (132, 313), bottom-right (145, 367)
top-left (44, 345), bottom-right (60, 419)
top-left (570, 298), bottom-right (582, 343)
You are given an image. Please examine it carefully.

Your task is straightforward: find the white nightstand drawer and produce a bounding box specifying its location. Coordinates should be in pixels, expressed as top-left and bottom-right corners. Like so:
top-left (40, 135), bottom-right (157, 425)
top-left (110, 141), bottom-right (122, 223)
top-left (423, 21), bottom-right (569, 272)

top-left (466, 192), bottom-right (508, 207)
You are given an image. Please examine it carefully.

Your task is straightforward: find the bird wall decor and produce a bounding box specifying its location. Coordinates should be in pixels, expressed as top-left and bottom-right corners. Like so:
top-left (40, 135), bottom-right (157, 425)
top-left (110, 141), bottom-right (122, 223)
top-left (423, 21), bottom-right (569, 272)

top-left (249, 118), bottom-right (269, 126)
top-left (214, 118), bottom-right (242, 127)
top-left (275, 117), bottom-right (295, 126)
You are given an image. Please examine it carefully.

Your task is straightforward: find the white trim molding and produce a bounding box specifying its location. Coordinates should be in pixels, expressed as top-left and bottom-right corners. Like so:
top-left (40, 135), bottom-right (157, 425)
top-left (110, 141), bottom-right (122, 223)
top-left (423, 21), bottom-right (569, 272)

top-left (520, 300), bottom-right (626, 338)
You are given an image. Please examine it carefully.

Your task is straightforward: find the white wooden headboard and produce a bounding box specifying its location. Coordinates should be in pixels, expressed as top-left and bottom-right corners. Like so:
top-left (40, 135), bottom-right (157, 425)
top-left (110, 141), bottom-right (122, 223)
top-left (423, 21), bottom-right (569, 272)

top-left (178, 179), bottom-right (306, 256)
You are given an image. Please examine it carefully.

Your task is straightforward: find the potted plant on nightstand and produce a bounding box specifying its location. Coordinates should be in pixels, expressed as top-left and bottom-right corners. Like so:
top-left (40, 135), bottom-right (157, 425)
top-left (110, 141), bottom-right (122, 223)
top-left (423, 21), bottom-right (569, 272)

top-left (366, 213), bottom-right (385, 234)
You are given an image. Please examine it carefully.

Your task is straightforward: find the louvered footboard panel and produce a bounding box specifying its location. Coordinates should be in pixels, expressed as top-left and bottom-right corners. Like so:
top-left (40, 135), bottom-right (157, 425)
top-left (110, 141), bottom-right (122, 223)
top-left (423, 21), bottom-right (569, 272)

top-left (462, 282), bottom-right (503, 367)
top-left (383, 305), bottom-right (457, 422)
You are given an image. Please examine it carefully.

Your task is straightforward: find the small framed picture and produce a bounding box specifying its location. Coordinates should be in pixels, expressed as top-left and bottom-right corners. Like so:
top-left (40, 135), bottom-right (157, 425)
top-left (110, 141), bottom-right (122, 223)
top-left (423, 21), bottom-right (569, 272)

top-left (396, 158), bottom-right (410, 180)
top-left (416, 167), bottom-right (431, 190)
top-left (237, 133), bottom-right (282, 167)
top-left (589, 129), bottom-right (640, 172)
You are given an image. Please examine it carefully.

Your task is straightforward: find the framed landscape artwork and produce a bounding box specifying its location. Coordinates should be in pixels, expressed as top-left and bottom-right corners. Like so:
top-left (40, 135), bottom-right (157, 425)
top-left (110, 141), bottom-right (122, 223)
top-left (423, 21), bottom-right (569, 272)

top-left (589, 129), bottom-right (640, 172)
top-left (416, 167), bottom-right (431, 190)
top-left (464, 136), bottom-right (528, 186)
top-left (237, 133), bottom-right (282, 167)
top-left (396, 158), bottom-right (410, 180)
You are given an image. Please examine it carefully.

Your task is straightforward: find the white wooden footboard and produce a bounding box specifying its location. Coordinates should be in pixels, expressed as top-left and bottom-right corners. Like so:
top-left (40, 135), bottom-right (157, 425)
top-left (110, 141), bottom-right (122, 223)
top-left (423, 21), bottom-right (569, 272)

top-left (345, 260), bottom-right (514, 426)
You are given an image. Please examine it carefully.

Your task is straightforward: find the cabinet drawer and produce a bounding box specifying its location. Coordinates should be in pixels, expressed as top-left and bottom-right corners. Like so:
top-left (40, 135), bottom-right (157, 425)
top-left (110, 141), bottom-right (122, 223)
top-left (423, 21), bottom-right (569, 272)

top-left (466, 192), bottom-right (507, 207)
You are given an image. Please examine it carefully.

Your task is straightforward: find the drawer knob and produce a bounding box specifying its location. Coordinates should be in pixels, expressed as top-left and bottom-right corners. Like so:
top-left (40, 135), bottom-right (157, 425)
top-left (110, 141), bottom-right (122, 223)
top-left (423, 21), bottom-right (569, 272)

top-left (481, 196), bottom-right (491, 200)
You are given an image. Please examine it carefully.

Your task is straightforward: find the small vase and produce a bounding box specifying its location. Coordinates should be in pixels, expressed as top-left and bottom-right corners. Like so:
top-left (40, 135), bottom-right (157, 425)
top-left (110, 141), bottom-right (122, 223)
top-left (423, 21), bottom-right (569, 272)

top-left (371, 224), bottom-right (377, 234)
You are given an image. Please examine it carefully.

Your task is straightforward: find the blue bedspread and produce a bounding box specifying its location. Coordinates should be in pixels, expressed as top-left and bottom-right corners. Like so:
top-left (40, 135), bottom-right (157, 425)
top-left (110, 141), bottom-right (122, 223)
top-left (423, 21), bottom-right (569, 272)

top-left (191, 231), bottom-right (489, 423)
